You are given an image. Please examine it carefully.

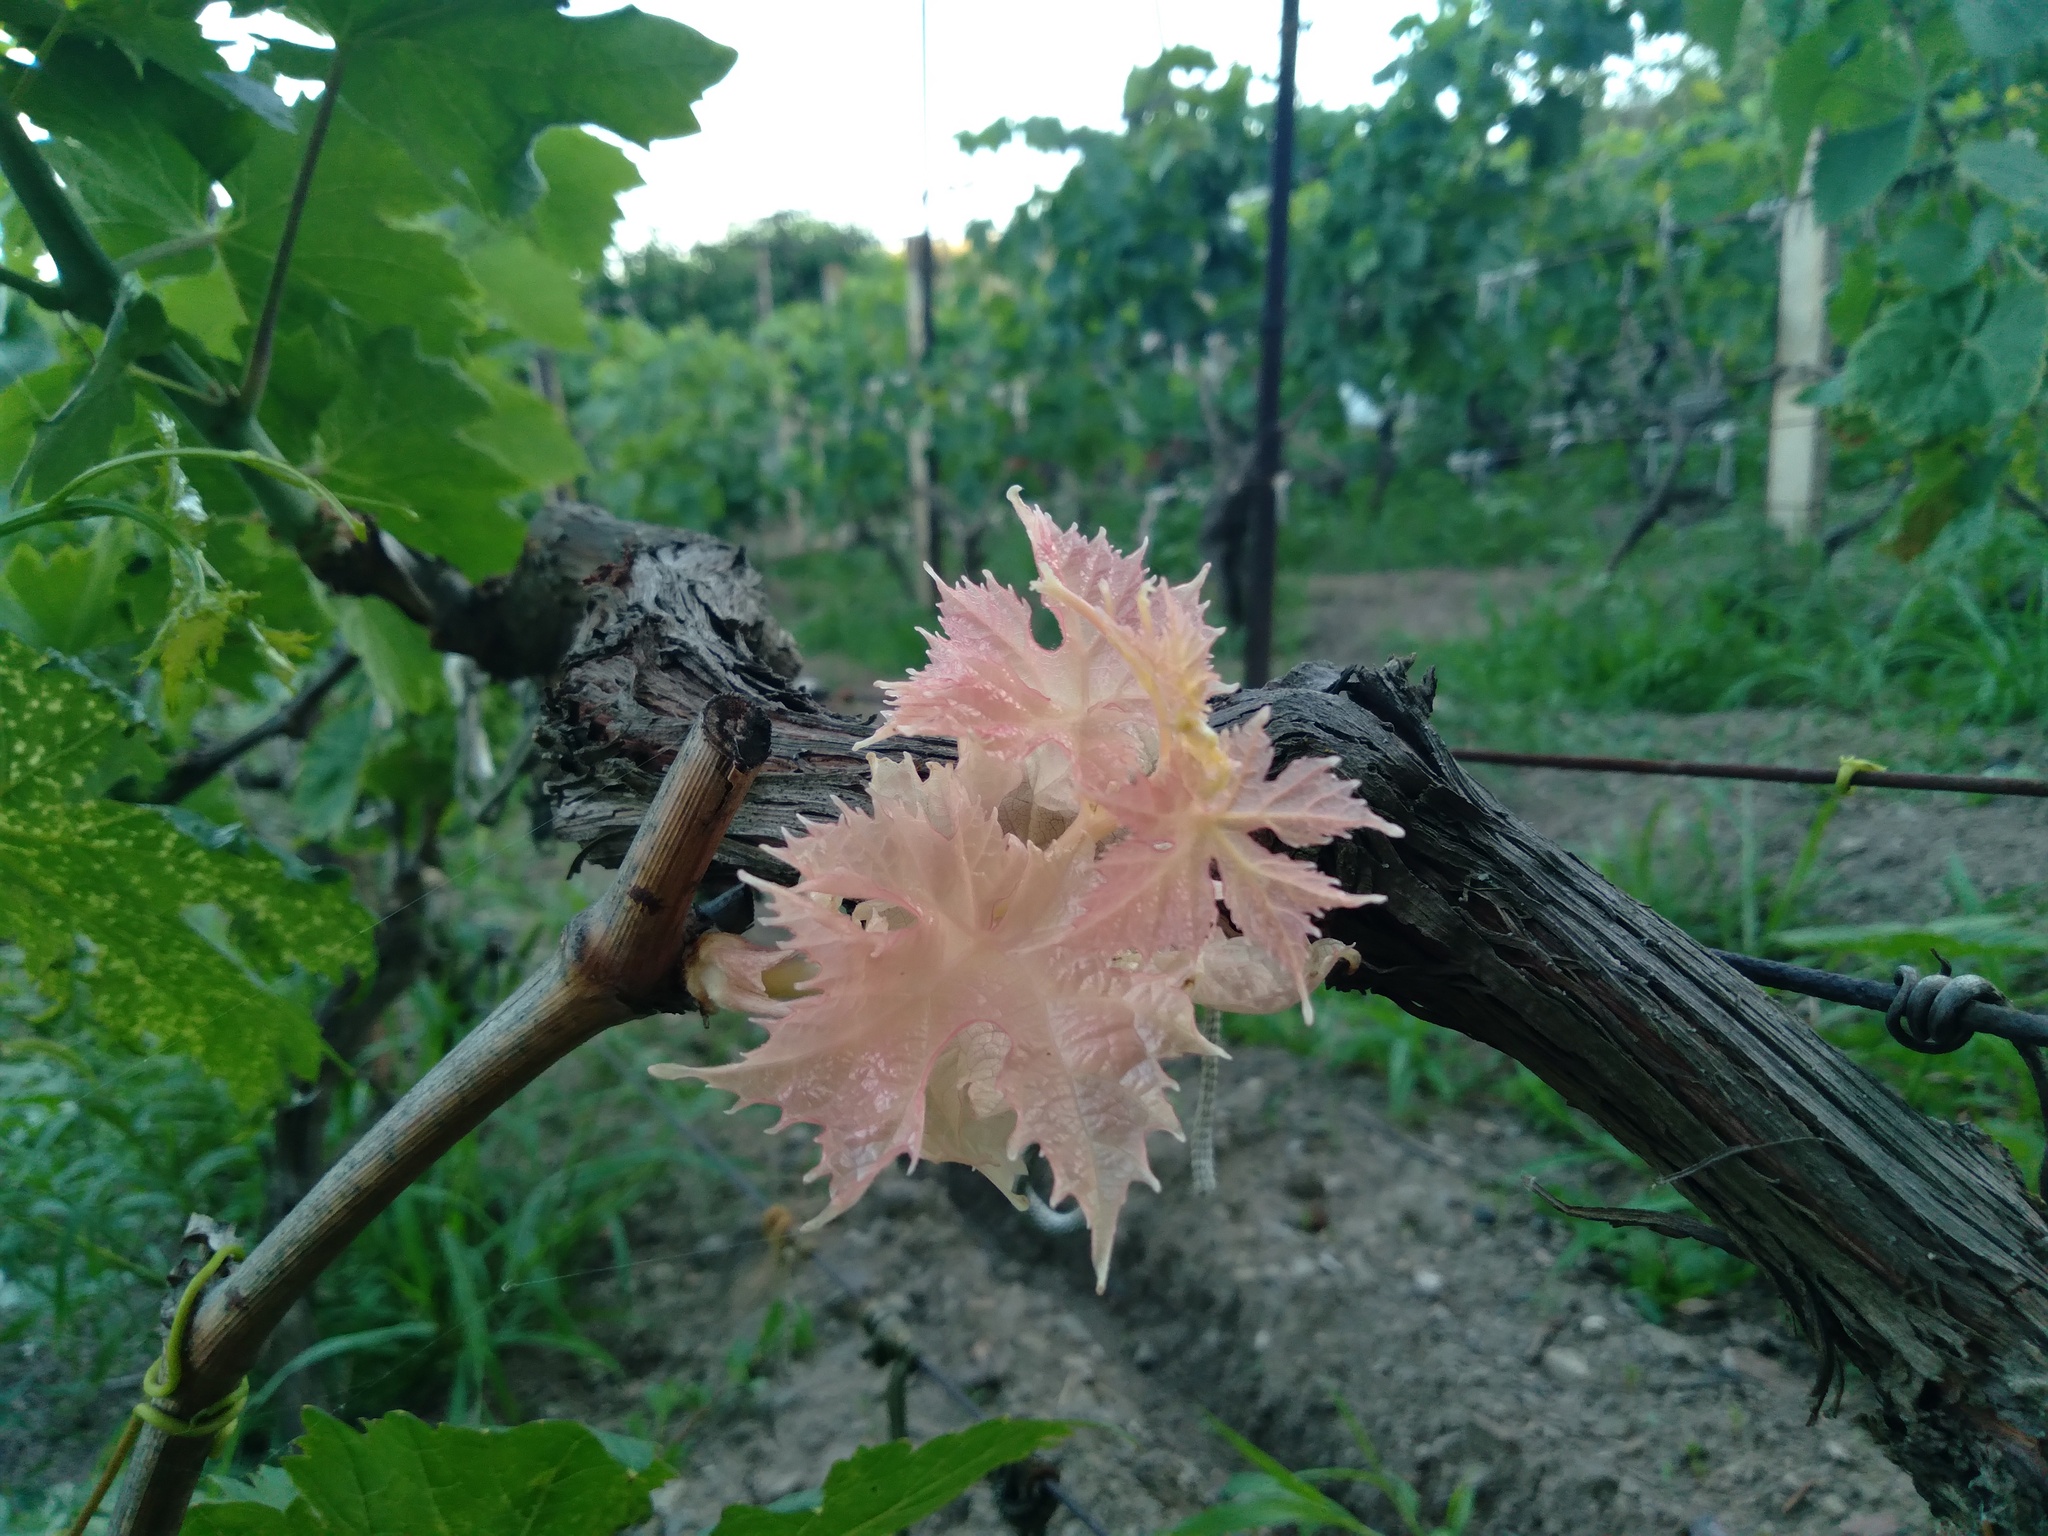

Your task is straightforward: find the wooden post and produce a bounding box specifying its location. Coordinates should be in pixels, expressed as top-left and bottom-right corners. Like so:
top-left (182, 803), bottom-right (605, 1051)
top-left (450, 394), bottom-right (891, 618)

top-left (1242, 0), bottom-right (1299, 686)
top-left (904, 232), bottom-right (937, 603)
top-left (1766, 129), bottom-right (1830, 543)
top-left (754, 244), bottom-right (774, 324)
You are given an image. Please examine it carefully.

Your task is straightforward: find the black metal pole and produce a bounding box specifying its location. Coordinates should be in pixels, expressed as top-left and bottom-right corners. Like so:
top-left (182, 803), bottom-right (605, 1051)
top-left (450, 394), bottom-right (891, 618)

top-left (1242, 0), bottom-right (1298, 687)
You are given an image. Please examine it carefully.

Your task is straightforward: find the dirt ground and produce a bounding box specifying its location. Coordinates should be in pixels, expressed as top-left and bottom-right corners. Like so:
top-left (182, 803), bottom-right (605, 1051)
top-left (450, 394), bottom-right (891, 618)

top-left (1291, 567), bottom-right (1557, 674)
top-left (537, 1046), bottom-right (1933, 1536)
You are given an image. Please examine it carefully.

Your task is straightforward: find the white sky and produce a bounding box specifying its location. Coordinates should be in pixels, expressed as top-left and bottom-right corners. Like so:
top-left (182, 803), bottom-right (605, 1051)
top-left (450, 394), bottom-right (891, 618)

top-left (603, 2), bottom-right (1423, 253)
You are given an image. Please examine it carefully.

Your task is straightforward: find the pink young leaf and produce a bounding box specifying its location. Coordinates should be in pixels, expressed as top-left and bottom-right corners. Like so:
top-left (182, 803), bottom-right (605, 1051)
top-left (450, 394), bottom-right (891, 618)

top-left (1192, 935), bottom-right (1362, 1016)
top-left (1012, 490), bottom-right (1153, 628)
top-left (865, 570), bottom-right (1152, 791)
top-left (1016, 488), bottom-right (1227, 766)
top-left (1087, 711), bottom-right (1400, 1008)
top-left (656, 756), bottom-right (1216, 1288)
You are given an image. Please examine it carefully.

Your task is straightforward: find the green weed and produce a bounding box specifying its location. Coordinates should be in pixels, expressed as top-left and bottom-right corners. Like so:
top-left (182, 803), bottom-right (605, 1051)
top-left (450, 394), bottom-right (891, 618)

top-left (1439, 507), bottom-right (2048, 732)
top-left (1174, 1400), bottom-right (1475, 1536)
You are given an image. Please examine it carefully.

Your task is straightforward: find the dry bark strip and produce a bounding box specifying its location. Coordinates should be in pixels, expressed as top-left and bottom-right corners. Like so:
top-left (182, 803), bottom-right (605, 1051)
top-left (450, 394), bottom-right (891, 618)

top-left (539, 527), bottom-right (2048, 1530)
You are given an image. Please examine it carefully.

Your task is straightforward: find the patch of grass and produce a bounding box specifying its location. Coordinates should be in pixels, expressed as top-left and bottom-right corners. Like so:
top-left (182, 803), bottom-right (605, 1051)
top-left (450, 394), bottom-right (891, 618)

top-left (1225, 991), bottom-right (1504, 1123)
top-left (1283, 449), bottom-right (1631, 575)
top-left (0, 1015), bottom-right (270, 1486)
top-left (296, 995), bottom-right (696, 1436)
top-left (1438, 507), bottom-right (2048, 731)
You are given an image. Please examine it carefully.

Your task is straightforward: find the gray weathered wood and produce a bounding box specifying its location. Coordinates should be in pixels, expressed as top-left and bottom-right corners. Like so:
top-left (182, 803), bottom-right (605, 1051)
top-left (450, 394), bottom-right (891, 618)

top-left (539, 532), bottom-right (2048, 1529)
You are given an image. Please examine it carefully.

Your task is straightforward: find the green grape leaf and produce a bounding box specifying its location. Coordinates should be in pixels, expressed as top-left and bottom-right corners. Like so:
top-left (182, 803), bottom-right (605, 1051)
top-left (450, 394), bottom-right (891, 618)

top-left (467, 364), bottom-right (588, 490)
top-left (360, 709), bottom-right (453, 808)
top-left (11, 0), bottom-right (286, 127)
top-left (1953, 0), bottom-right (2048, 58)
top-left (19, 117), bottom-right (208, 280)
top-left (467, 233), bottom-right (589, 349)
top-left (290, 687), bottom-right (373, 840)
top-left (1770, 31), bottom-right (1832, 156)
top-left (0, 633), bottom-right (369, 1105)
top-left (312, 329), bottom-right (526, 577)
top-left (284, 6), bottom-right (734, 217)
top-left (707, 1420), bottom-right (1075, 1536)
top-left (1840, 278), bottom-right (2048, 441)
top-left (201, 515), bottom-right (331, 647)
top-left (1814, 31), bottom-right (1919, 135)
top-left (156, 260), bottom-right (250, 360)
top-left (528, 127), bottom-right (643, 274)
top-left (181, 1409), bottom-right (674, 1536)
top-left (1885, 441), bottom-right (2008, 558)
top-left (9, 35), bottom-right (251, 267)
top-left (1812, 112), bottom-right (1916, 224)
top-left (0, 358), bottom-right (88, 491)
top-left (1681, 0), bottom-right (1744, 60)
top-left (1957, 138), bottom-right (2048, 212)
top-left (1772, 23), bottom-right (1919, 164)
top-left (16, 289), bottom-right (168, 497)
top-left (179, 1506), bottom-right (292, 1536)
top-left (0, 517), bottom-right (167, 655)
top-left (1891, 206), bottom-right (2006, 293)
top-left (329, 595), bottom-right (446, 717)
top-left (1830, 244), bottom-right (1880, 343)
top-left (221, 109), bottom-right (479, 360)
top-left (0, 288), bottom-right (58, 390)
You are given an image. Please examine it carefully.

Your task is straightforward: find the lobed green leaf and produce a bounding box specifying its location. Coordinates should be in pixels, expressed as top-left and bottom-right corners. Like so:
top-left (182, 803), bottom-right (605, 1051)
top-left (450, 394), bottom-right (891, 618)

top-left (0, 632), bottom-right (370, 1105)
top-left (707, 1419), bottom-right (1076, 1536)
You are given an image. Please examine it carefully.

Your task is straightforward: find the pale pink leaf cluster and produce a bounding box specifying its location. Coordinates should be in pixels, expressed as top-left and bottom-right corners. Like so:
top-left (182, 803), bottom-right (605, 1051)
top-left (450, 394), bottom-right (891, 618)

top-left (659, 490), bottom-right (1401, 1287)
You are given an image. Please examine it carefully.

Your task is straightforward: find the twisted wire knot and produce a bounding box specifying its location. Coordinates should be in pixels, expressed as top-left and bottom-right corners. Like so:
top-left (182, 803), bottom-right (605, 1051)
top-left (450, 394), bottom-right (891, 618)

top-left (1885, 960), bottom-right (2005, 1055)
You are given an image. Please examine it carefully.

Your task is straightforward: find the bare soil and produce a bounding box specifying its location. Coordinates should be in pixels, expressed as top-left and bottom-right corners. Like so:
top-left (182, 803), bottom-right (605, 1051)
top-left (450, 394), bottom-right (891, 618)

top-left (542, 1046), bottom-right (1934, 1536)
top-left (1289, 567), bottom-right (1558, 672)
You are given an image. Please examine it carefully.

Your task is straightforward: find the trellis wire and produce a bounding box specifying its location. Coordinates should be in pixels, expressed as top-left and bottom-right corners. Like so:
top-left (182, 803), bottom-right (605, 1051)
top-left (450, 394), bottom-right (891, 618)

top-left (1453, 747), bottom-right (2048, 799)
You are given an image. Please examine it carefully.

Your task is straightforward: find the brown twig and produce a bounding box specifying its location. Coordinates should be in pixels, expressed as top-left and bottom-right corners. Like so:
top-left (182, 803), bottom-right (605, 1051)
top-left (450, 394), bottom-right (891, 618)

top-left (257, 798), bottom-right (442, 1434)
top-left (1525, 1179), bottom-right (1747, 1258)
top-left (238, 52), bottom-right (346, 418)
top-left (104, 696), bottom-right (772, 1536)
top-left (140, 650), bottom-right (357, 804)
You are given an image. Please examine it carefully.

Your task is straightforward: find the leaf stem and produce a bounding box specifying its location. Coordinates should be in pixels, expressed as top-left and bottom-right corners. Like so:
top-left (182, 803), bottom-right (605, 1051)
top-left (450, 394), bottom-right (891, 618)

top-left (0, 108), bottom-right (119, 324)
top-left (238, 53), bottom-right (345, 418)
top-left (21, 444), bottom-right (356, 527)
top-left (0, 262), bottom-right (67, 310)
top-left (0, 495), bottom-right (190, 547)
top-left (141, 648), bottom-right (360, 805)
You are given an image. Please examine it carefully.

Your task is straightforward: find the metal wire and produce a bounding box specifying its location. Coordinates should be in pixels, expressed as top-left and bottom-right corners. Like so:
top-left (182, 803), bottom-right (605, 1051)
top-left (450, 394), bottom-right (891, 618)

top-left (1454, 748), bottom-right (2048, 799)
top-left (1710, 950), bottom-right (2048, 1049)
top-left (1713, 950), bottom-right (2048, 1195)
